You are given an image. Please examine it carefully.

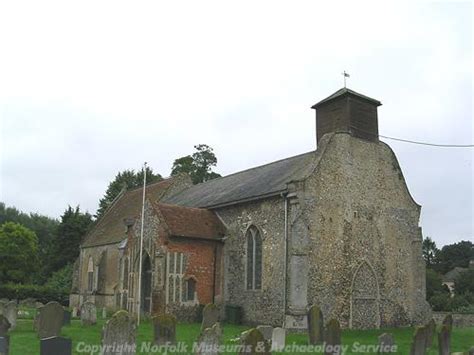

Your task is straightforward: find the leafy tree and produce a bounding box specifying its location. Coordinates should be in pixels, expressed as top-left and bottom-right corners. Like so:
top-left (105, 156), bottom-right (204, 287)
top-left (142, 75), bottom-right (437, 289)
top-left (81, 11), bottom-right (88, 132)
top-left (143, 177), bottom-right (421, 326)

top-left (435, 240), bottom-right (474, 274)
top-left (454, 268), bottom-right (474, 295)
top-left (171, 144), bottom-right (221, 184)
top-left (0, 222), bottom-right (39, 283)
top-left (45, 263), bottom-right (73, 292)
top-left (49, 206), bottom-right (93, 273)
top-left (422, 236), bottom-right (439, 268)
top-left (428, 292), bottom-right (451, 311)
top-left (426, 268), bottom-right (449, 300)
top-left (96, 167), bottom-right (163, 218)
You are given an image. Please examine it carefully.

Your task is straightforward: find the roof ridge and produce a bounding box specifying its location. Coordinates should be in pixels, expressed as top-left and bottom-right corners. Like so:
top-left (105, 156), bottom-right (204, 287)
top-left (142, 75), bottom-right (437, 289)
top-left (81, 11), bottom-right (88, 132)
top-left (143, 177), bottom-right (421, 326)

top-left (125, 176), bottom-right (173, 193)
top-left (156, 202), bottom-right (208, 212)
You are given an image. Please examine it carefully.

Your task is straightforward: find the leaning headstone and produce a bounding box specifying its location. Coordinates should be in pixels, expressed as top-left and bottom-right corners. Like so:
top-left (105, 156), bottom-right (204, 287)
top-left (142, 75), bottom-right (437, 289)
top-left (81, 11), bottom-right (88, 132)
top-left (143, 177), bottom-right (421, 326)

top-left (0, 316), bottom-right (10, 337)
top-left (324, 319), bottom-right (342, 355)
top-left (102, 310), bottom-right (136, 355)
top-left (201, 304), bottom-right (219, 331)
top-left (271, 327), bottom-right (286, 352)
top-left (442, 314), bottom-right (453, 329)
top-left (63, 310), bottom-right (71, 326)
top-left (3, 303), bottom-right (16, 331)
top-left (0, 336), bottom-right (9, 355)
top-left (256, 325), bottom-right (273, 342)
top-left (238, 328), bottom-right (270, 355)
top-left (308, 305), bottom-right (324, 345)
top-left (425, 318), bottom-right (436, 349)
top-left (409, 326), bottom-right (427, 355)
top-left (40, 336), bottom-right (72, 355)
top-left (195, 322), bottom-right (222, 355)
top-left (377, 333), bottom-right (395, 354)
top-left (80, 302), bottom-right (97, 326)
top-left (36, 302), bottom-right (64, 339)
top-left (153, 314), bottom-right (177, 346)
top-left (437, 324), bottom-right (451, 355)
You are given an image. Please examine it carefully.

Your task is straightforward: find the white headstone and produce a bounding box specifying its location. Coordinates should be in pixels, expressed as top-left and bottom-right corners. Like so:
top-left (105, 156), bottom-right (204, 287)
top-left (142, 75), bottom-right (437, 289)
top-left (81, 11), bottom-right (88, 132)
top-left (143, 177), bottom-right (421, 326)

top-left (271, 327), bottom-right (286, 352)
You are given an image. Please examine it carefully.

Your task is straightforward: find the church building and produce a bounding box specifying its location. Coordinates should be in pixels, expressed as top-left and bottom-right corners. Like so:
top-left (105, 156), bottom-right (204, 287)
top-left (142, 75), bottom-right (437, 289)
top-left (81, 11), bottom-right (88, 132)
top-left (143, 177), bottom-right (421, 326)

top-left (70, 88), bottom-right (432, 329)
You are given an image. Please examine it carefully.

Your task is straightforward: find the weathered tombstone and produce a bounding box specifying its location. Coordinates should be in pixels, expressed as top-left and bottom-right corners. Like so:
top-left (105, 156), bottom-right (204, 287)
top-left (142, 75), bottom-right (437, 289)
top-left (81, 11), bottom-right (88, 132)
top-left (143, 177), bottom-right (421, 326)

top-left (153, 314), bottom-right (177, 346)
top-left (271, 327), bottom-right (286, 352)
top-left (40, 336), bottom-right (72, 355)
top-left (442, 314), bottom-right (453, 329)
top-left (377, 333), bottom-right (395, 354)
top-left (102, 310), bottom-right (136, 355)
top-left (36, 301), bottom-right (64, 339)
top-left (35, 302), bottom-right (44, 308)
top-left (308, 305), bottom-right (324, 345)
top-left (63, 310), bottom-right (71, 326)
top-left (195, 322), bottom-right (222, 355)
top-left (409, 326), bottom-right (427, 355)
top-left (0, 316), bottom-right (11, 337)
top-left (256, 325), bottom-right (273, 342)
top-left (3, 303), bottom-right (16, 331)
top-left (324, 319), bottom-right (342, 355)
top-left (0, 336), bottom-right (9, 355)
top-left (425, 318), bottom-right (436, 349)
top-left (71, 307), bottom-right (78, 318)
top-left (20, 298), bottom-right (36, 308)
top-left (238, 328), bottom-right (270, 355)
top-left (437, 324), bottom-right (451, 355)
top-left (201, 304), bottom-right (219, 331)
top-left (102, 308), bottom-right (107, 319)
top-left (80, 302), bottom-right (97, 326)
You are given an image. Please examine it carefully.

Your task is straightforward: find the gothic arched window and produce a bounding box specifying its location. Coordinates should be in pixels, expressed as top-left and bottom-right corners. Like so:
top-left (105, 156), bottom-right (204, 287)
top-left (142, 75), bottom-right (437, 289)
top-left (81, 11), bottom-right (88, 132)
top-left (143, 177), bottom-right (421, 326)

top-left (87, 256), bottom-right (94, 292)
top-left (246, 226), bottom-right (262, 290)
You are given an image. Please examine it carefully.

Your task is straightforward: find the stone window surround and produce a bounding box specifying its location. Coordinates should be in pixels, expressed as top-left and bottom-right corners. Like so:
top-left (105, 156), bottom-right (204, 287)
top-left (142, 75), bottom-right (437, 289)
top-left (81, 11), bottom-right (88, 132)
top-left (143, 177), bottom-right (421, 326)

top-left (245, 224), bottom-right (263, 292)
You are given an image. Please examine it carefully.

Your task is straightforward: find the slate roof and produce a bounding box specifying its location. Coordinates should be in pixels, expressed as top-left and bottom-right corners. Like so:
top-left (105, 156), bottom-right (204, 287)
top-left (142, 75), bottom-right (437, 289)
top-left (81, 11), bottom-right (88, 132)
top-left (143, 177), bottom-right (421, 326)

top-left (82, 178), bottom-right (174, 248)
top-left (443, 267), bottom-right (469, 283)
top-left (311, 88), bottom-right (382, 108)
top-left (163, 151), bottom-right (318, 208)
top-left (154, 203), bottom-right (226, 240)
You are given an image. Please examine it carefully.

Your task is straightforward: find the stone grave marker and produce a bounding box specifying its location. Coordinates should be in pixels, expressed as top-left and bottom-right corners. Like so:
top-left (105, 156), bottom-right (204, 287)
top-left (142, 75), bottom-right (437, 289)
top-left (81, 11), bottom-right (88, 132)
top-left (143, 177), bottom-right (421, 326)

top-left (0, 336), bottom-right (9, 355)
top-left (33, 306), bottom-right (43, 331)
top-left (308, 305), bottom-right (324, 345)
top-left (0, 316), bottom-right (11, 337)
top-left (102, 310), bottom-right (136, 355)
top-left (20, 298), bottom-right (36, 308)
top-left (377, 333), bottom-right (395, 354)
top-left (63, 310), bottom-right (71, 326)
top-left (3, 303), bottom-right (16, 331)
top-left (71, 307), bottom-right (78, 318)
top-left (425, 318), bottom-right (436, 349)
top-left (40, 336), bottom-right (72, 355)
top-left (35, 302), bottom-right (44, 308)
top-left (469, 346), bottom-right (474, 355)
top-left (324, 319), bottom-right (342, 355)
top-left (195, 322), bottom-right (222, 355)
top-left (201, 304), bottom-right (219, 331)
top-left (256, 325), bottom-right (273, 342)
top-left (442, 314), bottom-right (453, 328)
top-left (271, 327), bottom-right (286, 352)
top-left (81, 302), bottom-right (97, 326)
top-left (409, 326), bottom-right (427, 355)
top-left (437, 324), bottom-right (451, 355)
top-left (238, 328), bottom-right (270, 355)
top-left (36, 302), bottom-right (64, 339)
top-left (153, 314), bottom-right (177, 346)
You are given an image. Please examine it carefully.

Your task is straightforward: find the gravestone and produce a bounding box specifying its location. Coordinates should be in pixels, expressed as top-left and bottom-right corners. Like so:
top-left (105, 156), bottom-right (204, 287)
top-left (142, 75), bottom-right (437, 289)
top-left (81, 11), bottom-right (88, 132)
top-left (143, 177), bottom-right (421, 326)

top-left (238, 328), bottom-right (270, 355)
top-left (308, 305), bottom-right (324, 345)
top-left (195, 322), bottom-right (222, 355)
top-left (468, 346), bottom-right (474, 355)
top-left (0, 336), bottom-right (9, 355)
top-left (256, 325), bottom-right (273, 342)
top-left (36, 302), bottom-right (64, 339)
top-left (81, 302), bottom-right (97, 326)
top-left (409, 326), bottom-right (427, 355)
top-left (377, 333), bottom-right (395, 354)
top-left (35, 302), bottom-right (44, 308)
top-left (20, 298), bottom-right (36, 308)
top-left (0, 316), bottom-right (11, 337)
top-left (201, 304), bottom-right (219, 331)
top-left (324, 319), bottom-right (342, 355)
top-left (63, 310), bottom-right (71, 326)
top-left (34, 306), bottom-right (44, 331)
top-left (3, 303), bottom-right (16, 331)
top-left (425, 318), bottom-right (436, 349)
top-left (102, 310), bottom-right (136, 355)
top-left (437, 324), bottom-right (451, 355)
top-left (71, 307), bottom-right (78, 318)
top-left (153, 314), bottom-right (177, 346)
top-left (271, 327), bottom-right (286, 352)
top-left (442, 314), bottom-right (453, 329)
top-left (40, 336), bottom-right (72, 355)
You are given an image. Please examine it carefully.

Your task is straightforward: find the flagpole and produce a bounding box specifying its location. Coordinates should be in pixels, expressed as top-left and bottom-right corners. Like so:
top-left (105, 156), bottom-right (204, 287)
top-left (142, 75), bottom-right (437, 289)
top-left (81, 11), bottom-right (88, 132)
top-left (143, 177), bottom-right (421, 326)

top-left (137, 162), bottom-right (147, 326)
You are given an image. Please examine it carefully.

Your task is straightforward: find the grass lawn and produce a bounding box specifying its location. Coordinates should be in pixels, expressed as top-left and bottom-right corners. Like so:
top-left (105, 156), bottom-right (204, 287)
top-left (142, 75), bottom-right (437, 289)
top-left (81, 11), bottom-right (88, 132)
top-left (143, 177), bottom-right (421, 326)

top-left (8, 318), bottom-right (473, 354)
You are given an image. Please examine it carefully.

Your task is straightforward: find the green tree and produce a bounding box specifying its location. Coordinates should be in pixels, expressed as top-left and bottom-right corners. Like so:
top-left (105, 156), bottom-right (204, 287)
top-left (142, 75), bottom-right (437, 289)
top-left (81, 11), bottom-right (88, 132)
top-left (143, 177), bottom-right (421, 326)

top-left (426, 268), bottom-right (449, 300)
top-left (454, 268), bottom-right (474, 295)
top-left (96, 167), bottom-right (163, 218)
top-left (49, 206), bottom-right (93, 273)
top-left (171, 144), bottom-right (221, 184)
top-left (45, 263), bottom-right (73, 292)
top-left (422, 236), bottom-right (439, 268)
top-left (435, 240), bottom-right (474, 274)
top-left (0, 222), bottom-right (39, 283)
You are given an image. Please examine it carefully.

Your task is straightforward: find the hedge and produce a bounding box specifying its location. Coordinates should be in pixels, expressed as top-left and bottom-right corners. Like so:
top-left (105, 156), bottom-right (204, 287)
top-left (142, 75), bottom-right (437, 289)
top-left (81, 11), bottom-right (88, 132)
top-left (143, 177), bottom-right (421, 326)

top-left (0, 283), bottom-right (69, 306)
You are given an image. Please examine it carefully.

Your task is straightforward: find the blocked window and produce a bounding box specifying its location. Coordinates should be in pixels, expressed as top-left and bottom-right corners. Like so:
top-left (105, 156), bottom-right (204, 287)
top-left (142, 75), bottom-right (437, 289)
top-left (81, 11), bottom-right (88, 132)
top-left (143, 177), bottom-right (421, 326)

top-left (246, 226), bottom-right (262, 290)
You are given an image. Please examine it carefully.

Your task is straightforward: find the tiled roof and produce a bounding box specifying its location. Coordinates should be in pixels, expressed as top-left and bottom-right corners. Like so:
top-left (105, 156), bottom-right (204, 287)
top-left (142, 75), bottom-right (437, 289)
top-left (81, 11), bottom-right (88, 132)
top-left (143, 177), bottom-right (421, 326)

top-left (154, 203), bottom-right (226, 240)
top-left (443, 267), bottom-right (469, 283)
top-left (81, 178), bottom-right (174, 247)
top-left (311, 88), bottom-right (381, 108)
top-left (163, 151), bottom-right (318, 208)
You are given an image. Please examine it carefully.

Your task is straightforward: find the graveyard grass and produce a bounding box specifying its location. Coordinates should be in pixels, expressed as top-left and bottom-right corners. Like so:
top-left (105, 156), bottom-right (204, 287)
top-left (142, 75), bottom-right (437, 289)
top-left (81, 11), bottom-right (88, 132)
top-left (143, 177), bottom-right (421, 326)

top-left (9, 317), bottom-right (473, 355)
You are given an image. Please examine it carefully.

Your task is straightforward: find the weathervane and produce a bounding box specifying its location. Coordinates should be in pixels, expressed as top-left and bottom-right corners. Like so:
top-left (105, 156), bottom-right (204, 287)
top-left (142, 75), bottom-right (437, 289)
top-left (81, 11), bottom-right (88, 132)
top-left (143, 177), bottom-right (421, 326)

top-left (342, 70), bottom-right (350, 88)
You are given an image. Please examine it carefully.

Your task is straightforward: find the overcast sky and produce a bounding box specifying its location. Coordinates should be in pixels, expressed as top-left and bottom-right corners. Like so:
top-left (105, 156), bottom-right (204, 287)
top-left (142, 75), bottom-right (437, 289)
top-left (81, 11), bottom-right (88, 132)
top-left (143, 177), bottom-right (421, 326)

top-left (0, 1), bottom-right (472, 247)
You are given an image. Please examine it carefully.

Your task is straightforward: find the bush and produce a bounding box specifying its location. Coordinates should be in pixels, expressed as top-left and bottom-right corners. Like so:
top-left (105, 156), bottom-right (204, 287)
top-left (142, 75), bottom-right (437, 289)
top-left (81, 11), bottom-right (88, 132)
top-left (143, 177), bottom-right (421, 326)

top-left (44, 263), bottom-right (73, 292)
top-left (428, 292), bottom-right (452, 311)
top-left (449, 294), bottom-right (470, 311)
top-left (0, 283), bottom-right (69, 306)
